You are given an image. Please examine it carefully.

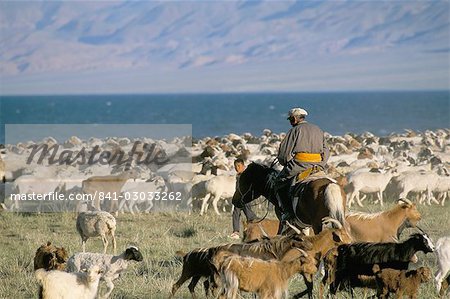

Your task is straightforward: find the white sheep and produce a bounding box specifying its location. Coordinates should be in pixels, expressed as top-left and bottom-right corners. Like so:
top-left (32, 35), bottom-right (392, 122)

top-left (67, 246), bottom-right (143, 299)
top-left (76, 210), bottom-right (117, 254)
top-left (435, 236), bottom-right (450, 292)
top-left (35, 265), bottom-right (102, 299)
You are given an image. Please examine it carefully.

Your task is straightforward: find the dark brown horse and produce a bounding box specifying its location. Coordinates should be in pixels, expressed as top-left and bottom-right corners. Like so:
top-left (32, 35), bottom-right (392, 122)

top-left (232, 162), bottom-right (346, 234)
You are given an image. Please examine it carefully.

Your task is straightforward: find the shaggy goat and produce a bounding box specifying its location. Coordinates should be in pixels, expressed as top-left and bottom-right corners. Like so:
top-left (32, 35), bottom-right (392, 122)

top-left (330, 233), bottom-right (435, 295)
top-left (171, 234), bottom-right (312, 298)
top-left (34, 241), bottom-right (69, 271)
top-left (67, 246), bottom-right (143, 299)
top-left (217, 249), bottom-right (317, 299)
top-left (76, 210), bottom-right (117, 254)
top-left (372, 264), bottom-right (432, 299)
top-left (435, 236), bottom-right (450, 292)
top-left (35, 265), bottom-right (103, 299)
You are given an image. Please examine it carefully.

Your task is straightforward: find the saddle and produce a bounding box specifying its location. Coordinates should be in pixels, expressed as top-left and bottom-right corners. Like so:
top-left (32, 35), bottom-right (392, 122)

top-left (290, 167), bottom-right (337, 217)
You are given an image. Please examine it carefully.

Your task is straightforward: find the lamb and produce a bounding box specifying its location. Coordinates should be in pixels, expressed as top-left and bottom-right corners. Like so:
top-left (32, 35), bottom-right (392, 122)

top-left (435, 236), bottom-right (450, 292)
top-left (330, 233), bottom-right (435, 295)
top-left (217, 249), bottom-right (317, 299)
top-left (76, 210), bottom-right (117, 254)
top-left (372, 264), bottom-right (432, 299)
top-left (346, 198), bottom-right (421, 242)
top-left (66, 246), bottom-right (143, 299)
top-left (35, 265), bottom-right (103, 299)
top-left (34, 241), bottom-right (69, 271)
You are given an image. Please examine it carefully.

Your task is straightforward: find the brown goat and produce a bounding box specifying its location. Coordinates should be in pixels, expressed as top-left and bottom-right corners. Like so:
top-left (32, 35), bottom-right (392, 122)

top-left (346, 199), bottom-right (421, 242)
top-left (242, 219), bottom-right (279, 242)
top-left (217, 250), bottom-right (317, 299)
top-left (372, 264), bottom-right (432, 299)
top-left (34, 241), bottom-right (69, 271)
top-left (171, 234), bottom-right (312, 298)
top-left (284, 218), bottom-right (352, 299)
top-left (440, 272), bottom-right (450, 298)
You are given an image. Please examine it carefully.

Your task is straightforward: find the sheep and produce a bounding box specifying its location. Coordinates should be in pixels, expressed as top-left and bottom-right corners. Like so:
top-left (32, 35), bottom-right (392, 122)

top-left (346, 168), bottom-right (397, 207)
top-left (372, 264), bottom-right (432, 299)
top-left (216, 249), bottom-right (317, 299)
top-left (330, 233), bottom-right (435, 295)
top-left (435, 236), bottom-right (450, 292)
top-left (34, 241), bottom-right (69, 271)
top-left (81, 169), bottom-right (137, 212)
top-left (242, 218), bottom-right (279, 242)
top-left (346, 198), bottom-right (421, 242)
top-left (171, 234), bottom-right (312, 298)
top-left (35, 265), bottom-right (103, 299)
top-left (66, 246), bottom-right (143, 299)
top-left (200, 175), bottom-right (236, 215)
top-left (76, 210), bottom-right (117, 254)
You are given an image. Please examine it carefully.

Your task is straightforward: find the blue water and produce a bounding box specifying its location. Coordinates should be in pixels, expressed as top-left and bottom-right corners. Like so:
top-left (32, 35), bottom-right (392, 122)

top-left (0, 92), bottom-right (448, 144)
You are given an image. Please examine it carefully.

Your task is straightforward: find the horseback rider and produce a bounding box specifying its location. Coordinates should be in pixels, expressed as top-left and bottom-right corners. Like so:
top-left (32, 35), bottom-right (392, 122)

top-left (274, 107), bottom-right (330, 231)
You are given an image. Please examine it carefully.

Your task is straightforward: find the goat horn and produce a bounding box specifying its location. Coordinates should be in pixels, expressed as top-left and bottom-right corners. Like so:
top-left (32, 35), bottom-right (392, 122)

top-left (286, 221), bottom-right (302, 235)
top-left (416, 226), bottom-right (425, 233)
top-left (322, 217), bottom-right (342, 229)
top-left (398, 198), bottom-right (413, 205)
top-left (258, 224), bottom-right (270, 238)
top-left (295, 248), bottom-right (309, 257)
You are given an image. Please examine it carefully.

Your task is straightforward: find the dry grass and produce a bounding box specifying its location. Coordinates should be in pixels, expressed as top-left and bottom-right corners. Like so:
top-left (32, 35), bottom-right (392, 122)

top-left (0, 200), bottom-right (448, 299)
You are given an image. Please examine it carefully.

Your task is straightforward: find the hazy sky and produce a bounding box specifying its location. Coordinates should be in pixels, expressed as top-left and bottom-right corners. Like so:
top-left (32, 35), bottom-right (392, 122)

top-left (1, 1), bottom-right (449, 95)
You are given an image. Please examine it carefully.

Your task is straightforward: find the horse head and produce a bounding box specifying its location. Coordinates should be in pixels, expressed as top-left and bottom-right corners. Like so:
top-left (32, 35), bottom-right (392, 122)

top-left (232, 162), bottom-right (277, 208)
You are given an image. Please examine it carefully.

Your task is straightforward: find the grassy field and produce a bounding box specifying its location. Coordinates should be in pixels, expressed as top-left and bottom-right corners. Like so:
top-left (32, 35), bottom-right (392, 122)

top-left (0, 201), bottom-right (449, 299)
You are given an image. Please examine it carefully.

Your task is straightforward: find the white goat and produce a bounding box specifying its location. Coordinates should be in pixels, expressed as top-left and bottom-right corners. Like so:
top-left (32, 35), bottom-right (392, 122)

top-left (347, 169), bottom-right (397, 207)
top-left (35, 265), bottom-right (102, 299)
top-left (67, 246), bottom-right (143, 299)
top-left (76, 210), bottom-right (117, 254)
top-left (118, 176), bottom-right (167, 213)
top-left (397, 171), bottom-right (440, 205)
top-left (200, 175), bottom-right (236, 215)
top-left (435, 237), bottom-right (450, 292)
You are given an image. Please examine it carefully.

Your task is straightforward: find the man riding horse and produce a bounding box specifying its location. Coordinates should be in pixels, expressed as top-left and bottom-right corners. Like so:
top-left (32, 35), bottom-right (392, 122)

top-left (275, 107), bottom-right (330, 232)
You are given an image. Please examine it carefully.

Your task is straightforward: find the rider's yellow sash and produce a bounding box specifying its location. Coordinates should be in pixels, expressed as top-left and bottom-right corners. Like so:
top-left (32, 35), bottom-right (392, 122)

top-left (294, 152), bottom-right (322, 163)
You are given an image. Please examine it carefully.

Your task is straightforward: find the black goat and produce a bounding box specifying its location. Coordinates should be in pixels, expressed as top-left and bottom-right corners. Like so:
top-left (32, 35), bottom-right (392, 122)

top-left (330, 233), bottom-right (435, 295)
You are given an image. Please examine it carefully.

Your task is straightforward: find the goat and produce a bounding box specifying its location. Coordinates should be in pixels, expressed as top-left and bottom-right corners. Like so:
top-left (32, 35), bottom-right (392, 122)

top-left (76, 210), bottom-right (117, 254)
top-left (330, 233), bottom-right (435, 295)
top-left (346, 198), bottom-right (421, 242)
top-left (200, 175), bottom-right (236, 215)
top-left (34, 241), bottom-right (69, 271)
top-left (347, 168), bottom-right (397, 207)
top-left (242, 218), bottom-right (279, 242)
top-left (35, 265), bottom-right (103, 299)
top-left (396, 171), bottom-right (440, 205)
top-left (435, 236), bottom-right (450, 292)
top-left (372, 264), bottom-right (432, 299)
top-left (81, 169), bottom-right (137, 212)
top-left (171, 234), bottom-right (312, 298)
top-left (66, 246), bottom-right (143, 299)
top-left (217, 249), bottom-right (317, 299)
top-left (282, 218), bottom-right (352, 299)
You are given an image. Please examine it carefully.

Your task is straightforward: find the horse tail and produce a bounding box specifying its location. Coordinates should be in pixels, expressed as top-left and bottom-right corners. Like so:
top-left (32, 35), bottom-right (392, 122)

top-left (324, 183), bottom-right (346, 228)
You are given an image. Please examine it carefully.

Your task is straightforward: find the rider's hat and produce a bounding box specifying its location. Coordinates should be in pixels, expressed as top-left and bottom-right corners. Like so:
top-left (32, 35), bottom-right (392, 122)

top-left (287, 108), bottom-right (308, 119)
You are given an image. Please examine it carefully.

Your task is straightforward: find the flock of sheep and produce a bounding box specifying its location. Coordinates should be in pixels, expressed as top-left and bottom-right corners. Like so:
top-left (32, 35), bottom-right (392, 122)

top-left (0, 127), bottom-right (449, 298)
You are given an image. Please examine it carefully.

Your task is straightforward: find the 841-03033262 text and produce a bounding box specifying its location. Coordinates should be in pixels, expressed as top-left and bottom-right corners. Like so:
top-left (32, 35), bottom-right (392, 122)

top-left (9, 191), bottom-right (183, 202)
